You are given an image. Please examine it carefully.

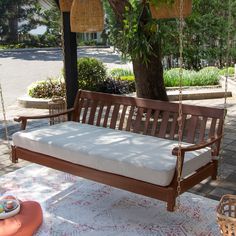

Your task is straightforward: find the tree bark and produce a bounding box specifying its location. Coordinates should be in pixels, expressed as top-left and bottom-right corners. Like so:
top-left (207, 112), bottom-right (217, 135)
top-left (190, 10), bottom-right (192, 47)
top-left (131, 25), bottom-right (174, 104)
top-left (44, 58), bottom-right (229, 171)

top-left (8, 2), bottom-right (18, 43)
top-left (133, 46), bottom-right (168, 101)
top-left (108, 0), bottom-right (168, 101)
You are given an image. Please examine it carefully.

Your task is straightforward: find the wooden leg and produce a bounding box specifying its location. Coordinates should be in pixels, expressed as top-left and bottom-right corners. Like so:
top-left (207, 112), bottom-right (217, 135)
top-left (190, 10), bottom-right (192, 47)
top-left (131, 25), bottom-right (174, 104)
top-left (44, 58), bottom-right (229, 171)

top-left (211, 160), bottom-right (218, 180)
top-left (11, 146), bottom-right (18, 163)
top-left (167, 193), bottom-right (176, 212)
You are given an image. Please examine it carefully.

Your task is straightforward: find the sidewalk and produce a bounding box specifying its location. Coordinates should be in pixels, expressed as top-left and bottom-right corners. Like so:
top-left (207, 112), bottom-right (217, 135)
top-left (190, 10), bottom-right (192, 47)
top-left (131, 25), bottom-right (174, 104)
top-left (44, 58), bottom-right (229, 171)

top-left (0, 96), bottom-right (236, 201)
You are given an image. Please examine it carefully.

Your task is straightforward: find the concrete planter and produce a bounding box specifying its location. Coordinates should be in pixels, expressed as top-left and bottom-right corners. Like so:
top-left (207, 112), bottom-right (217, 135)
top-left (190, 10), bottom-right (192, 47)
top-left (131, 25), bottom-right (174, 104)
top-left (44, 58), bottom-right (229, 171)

top-left (220, 76), bottom-right (236, 97)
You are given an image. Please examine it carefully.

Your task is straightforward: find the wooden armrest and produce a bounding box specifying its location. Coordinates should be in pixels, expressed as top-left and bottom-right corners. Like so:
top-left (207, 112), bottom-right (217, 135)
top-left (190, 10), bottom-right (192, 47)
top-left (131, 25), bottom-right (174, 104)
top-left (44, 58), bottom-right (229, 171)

top-left (14, 108), bottom-right (75, 130)
top-left (172, 135), bottom-right (223, 156)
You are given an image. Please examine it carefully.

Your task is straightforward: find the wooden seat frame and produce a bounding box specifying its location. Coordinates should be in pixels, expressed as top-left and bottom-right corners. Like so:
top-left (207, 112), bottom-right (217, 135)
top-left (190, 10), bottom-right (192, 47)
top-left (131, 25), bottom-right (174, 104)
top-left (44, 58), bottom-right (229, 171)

top-left (12, 90), bottom-right (224, 211)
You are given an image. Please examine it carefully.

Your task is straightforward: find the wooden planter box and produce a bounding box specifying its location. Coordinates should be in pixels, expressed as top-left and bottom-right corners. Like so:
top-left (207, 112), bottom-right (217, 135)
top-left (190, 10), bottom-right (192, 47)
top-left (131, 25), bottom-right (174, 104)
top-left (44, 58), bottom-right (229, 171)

top-left (150, 0), bottom-right (192, 19)
top-left (59, 0), bottom-right (73, 12)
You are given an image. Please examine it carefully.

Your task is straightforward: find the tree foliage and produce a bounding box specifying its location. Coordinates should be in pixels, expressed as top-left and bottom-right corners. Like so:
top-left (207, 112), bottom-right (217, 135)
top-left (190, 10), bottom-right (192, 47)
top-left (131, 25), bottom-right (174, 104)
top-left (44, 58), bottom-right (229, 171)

top-left (0, 0), bottom-right (42, 43)
top-left (0, 0), bottom-right (61, 46)
top-left (159, 0), bottom-right (236, 69)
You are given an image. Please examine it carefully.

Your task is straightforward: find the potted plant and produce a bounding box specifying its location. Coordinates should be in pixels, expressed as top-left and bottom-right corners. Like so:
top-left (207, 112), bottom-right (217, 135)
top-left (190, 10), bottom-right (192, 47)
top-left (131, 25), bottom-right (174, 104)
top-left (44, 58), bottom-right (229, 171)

top-left (149, 0), bottom-right (192, 19)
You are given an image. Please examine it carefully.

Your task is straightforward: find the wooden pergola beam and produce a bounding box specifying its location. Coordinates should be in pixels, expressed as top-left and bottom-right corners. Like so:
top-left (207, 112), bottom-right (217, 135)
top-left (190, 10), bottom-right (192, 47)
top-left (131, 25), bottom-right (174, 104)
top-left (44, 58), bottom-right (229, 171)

top-left (55, 0), bottom-right (78, 109)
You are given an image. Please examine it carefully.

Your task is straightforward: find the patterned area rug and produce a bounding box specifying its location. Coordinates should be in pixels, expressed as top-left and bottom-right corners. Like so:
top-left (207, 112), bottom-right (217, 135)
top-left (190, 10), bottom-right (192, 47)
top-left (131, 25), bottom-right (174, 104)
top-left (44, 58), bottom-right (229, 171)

top-left (0, 164), bottom-right (220, 236)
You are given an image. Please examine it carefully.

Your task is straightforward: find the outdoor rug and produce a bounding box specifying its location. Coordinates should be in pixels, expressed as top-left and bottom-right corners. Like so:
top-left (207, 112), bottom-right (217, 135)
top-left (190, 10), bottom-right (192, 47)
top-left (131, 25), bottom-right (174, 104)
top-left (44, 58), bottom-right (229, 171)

top-left (0, 164), bottom-right (221, 236)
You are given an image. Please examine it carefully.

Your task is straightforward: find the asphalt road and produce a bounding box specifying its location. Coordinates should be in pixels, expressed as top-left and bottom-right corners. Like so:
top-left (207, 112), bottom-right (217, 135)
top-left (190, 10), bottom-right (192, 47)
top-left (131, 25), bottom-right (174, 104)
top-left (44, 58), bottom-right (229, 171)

top-left (0, 47), bottom-right (131, 108)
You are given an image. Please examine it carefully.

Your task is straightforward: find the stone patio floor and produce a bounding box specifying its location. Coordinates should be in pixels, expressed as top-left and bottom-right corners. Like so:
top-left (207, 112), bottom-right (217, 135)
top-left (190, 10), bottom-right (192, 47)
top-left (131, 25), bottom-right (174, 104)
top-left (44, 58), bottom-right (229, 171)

top-left (0, 97), bottom-right (236, 202)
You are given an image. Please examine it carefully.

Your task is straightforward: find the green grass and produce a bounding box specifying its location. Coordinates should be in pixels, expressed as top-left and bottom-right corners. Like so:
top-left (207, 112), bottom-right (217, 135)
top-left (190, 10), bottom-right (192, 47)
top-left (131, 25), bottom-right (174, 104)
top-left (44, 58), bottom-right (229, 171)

top-left (164, 67), bottom-right (220, 87)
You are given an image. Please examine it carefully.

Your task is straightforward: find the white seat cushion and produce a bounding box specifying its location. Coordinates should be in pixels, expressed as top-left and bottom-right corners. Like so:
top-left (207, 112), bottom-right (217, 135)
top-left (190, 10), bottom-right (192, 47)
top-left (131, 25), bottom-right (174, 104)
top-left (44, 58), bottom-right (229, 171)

top-left (12, 121), bottom-right (212, 186)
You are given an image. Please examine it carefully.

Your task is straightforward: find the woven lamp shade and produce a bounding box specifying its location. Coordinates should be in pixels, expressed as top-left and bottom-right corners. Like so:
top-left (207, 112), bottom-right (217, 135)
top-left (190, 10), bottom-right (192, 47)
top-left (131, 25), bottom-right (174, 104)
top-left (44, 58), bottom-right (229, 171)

top-left (150, 0), bottom-right (192, 19)
top-left (70, 0), bottom-right (104, 33)
top-left (59, 0), bottom-right (73, 12)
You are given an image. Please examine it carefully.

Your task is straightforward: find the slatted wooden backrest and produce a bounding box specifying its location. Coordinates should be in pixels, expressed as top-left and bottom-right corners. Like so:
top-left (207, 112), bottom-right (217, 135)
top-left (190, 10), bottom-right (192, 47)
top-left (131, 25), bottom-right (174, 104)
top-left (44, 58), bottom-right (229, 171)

top-left (72, 90), bottom-right (225, 145)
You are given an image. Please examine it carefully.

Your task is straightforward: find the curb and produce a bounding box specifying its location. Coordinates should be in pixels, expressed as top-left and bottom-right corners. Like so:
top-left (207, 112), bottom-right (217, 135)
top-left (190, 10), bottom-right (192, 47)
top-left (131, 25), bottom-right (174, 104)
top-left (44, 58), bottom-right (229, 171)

top-left (0, 46), bottom-right (111, 53)
top-left (17, 89), bottom-right (233, 109)
top-left (168, 91), bottom-right (232, 101)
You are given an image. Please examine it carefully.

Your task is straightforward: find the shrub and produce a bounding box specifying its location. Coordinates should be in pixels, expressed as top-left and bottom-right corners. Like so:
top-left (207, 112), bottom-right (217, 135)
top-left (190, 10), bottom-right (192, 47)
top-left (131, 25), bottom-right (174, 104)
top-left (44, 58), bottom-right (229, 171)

top-left (98, 77), bottom-right (130, 94)
top-left (28, 77), bottom-right (66, 99)
top-left (120, 75), bottom-right (136, 92)
top-left (219, 67), bottom-right (235, 76)
top-left (77, 57), bottom-right (107, 91)
top-left (109, 68), bottom-right (133, 78)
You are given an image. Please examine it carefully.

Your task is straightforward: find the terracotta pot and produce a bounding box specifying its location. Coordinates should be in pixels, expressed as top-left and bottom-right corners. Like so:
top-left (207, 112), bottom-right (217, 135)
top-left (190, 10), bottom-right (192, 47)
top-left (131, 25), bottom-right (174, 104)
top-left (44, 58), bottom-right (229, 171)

top-left (150, 0), bottom-right (192, 19)
top-left (70, 0), bottom-right (104, 33)
top-left (59, 0), bottom-right (73, 12)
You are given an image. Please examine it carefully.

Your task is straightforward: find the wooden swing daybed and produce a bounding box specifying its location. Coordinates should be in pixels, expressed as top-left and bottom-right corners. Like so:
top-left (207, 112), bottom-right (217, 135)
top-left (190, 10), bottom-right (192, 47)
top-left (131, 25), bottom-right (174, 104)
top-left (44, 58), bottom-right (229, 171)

top-left (12, 90), bottom-right (224, 211)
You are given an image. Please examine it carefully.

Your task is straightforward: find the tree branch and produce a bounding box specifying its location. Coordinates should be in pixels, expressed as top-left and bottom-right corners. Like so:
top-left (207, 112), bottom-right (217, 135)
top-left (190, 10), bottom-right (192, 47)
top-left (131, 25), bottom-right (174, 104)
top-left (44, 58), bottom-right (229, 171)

top-left (107, 0), bottom-right (129, 22)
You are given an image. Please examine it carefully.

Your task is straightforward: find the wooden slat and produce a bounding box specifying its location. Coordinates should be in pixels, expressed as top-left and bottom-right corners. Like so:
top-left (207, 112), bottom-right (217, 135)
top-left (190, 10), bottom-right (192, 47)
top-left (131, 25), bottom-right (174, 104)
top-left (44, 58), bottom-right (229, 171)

top-left (180, 114), bottom-right (187, 141)
top-left (151, 110), bottom-right (160, 136)
top-left (103, 104), bottom-right (111, 127)
top-left (133, 107), bottom-right (144, 133)
top-left (110, 104), bottom-right (120, 129)
top-left (82, 99), bottom-right (89, 123)
top-left (143, 109), bottom-right (152, 135)
top-left (186, 116), bottom-right (198, 143)
top-left (169, 113), bottom-right (178, 139)
top-left (80, 90), bottom-right (224, 119)
top-left (209, 118), bottom-right (217, 138)
top-left (118, 105), bottom-right (128, 130)
top-left (126, 106), bottom-right (135, 131)
top-left (73, 98), bottom-right (84, 122)
top-left (158, 111), bottom-right (170, 138)
top-left (199, 117), bottom-right (207, 142)
top-left (96, 104), bottom-right (104, 126)
top-left (217, 118), bottom-right (224, 136)
top-left (88, 100), bottom-right (98, 125)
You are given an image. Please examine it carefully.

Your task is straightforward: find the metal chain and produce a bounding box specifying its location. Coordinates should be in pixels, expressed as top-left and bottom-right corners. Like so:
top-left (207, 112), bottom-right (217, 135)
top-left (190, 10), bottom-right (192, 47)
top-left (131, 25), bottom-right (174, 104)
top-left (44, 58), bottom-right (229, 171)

top-left (218, 0), bottom-right (232, 180)
top-left (176, 0), bottom-right (184, 210)
top-left (0, 82), bottom-right (11, 151)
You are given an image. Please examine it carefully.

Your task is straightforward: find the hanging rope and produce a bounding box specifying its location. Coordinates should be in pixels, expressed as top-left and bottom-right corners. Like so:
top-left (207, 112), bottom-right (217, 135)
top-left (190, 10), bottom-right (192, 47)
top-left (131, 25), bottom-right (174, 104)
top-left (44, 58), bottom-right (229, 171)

top-left (176, 0), bottom-right (184, 210)
top-left (0, 81), bottom-right (11, 151)
top-left (218, 0), bottom-right (232, 180)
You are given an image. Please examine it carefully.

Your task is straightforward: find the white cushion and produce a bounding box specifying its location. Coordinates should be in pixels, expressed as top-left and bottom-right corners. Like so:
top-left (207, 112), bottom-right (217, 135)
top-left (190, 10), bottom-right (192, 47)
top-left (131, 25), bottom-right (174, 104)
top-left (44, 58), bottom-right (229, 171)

top-left (12, 121), bottom-right (212, 186)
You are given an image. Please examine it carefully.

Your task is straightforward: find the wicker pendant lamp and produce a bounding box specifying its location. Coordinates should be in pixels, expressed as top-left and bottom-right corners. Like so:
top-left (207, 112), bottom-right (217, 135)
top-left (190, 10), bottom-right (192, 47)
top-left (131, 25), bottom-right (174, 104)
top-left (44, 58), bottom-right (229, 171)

top-left (59, 0), bottom-right (73, 12)
top-left (150, 0), bottom-right (192, 19)
top-left (70, 0), bottom-right (104, 33)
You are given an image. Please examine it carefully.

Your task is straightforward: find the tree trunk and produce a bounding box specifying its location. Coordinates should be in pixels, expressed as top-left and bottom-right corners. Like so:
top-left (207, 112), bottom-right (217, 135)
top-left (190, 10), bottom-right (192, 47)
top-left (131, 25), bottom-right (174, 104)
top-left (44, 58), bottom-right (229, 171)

top-left (108, 0), bottom-right (168, 101)
top-left (8, 2), bottom-right (18, 43)
top-left (133, 48), bottom-right (168, 101)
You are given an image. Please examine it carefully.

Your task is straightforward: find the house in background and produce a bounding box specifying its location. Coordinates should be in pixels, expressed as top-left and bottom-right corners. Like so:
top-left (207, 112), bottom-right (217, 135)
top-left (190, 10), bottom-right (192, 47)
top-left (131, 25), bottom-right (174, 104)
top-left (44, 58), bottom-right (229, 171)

top-left (39, 0), bottom-right (104, 44)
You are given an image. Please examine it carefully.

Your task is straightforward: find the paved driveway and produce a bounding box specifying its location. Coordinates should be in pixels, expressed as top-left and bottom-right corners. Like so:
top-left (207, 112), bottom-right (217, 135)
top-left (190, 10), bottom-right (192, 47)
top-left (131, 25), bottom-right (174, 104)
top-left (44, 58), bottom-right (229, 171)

top-left (0, 47), bottom-right (131, 108)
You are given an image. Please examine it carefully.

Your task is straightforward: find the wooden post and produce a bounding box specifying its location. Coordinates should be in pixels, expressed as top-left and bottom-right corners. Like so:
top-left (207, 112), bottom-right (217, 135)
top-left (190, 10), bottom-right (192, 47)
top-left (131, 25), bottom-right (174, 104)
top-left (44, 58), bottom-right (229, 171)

top-left (62, 12), bottom-right (78, 109)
